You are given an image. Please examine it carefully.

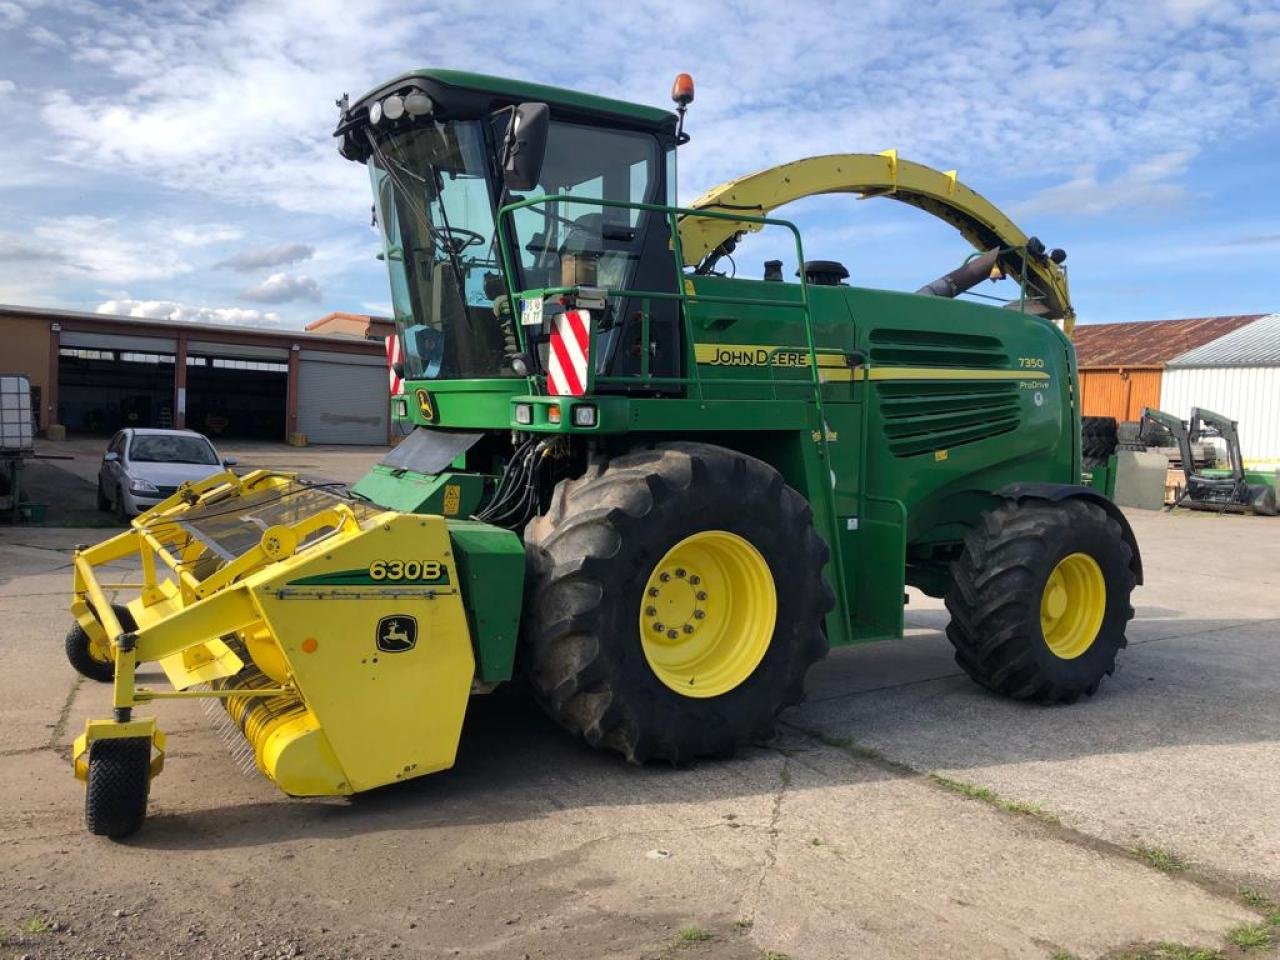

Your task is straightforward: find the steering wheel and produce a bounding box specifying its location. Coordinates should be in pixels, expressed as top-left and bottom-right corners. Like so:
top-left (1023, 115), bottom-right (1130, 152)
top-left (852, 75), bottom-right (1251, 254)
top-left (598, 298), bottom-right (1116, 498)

top-left (436, 226), bottom-right (487, 256)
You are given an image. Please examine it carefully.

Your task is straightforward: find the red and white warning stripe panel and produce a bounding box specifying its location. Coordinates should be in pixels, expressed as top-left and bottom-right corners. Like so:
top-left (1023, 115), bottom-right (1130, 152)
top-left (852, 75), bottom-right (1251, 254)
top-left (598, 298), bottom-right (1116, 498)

top-left (385, 335), bottom-right (403, 395)
top-left (547, 309), bottom-right (591, 397)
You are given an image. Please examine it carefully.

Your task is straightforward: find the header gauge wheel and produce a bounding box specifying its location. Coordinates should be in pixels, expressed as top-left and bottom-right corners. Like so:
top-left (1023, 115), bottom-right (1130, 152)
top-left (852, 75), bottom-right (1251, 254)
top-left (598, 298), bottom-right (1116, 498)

top-left (85, 737), bottom-right (151, 838)
top-left (522, 442), bottom-right (833, 764)
top-left (945, 498), bottom-right (1136, 703)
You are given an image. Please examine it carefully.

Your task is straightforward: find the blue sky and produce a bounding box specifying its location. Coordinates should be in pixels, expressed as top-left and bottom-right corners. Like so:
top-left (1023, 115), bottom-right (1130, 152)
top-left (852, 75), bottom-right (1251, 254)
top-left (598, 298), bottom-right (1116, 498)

top-left (0, 0), bottom-right (1277, 329)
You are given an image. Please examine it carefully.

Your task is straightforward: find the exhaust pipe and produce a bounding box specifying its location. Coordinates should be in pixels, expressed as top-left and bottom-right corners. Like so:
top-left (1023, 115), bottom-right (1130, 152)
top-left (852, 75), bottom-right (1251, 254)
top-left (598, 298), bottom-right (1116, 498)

top-left (916, 248), bottom-right (1001, 299)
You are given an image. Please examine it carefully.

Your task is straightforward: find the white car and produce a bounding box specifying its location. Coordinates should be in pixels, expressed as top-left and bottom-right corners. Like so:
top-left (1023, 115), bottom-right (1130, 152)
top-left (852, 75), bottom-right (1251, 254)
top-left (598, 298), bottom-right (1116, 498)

top-left (97, 429), bottom-right (236, 520)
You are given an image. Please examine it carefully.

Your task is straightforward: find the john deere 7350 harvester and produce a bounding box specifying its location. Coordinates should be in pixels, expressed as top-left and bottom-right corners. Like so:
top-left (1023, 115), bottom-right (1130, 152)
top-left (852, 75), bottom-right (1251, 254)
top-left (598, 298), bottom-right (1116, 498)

top-left (66, 70), bottom-right (1141, 837)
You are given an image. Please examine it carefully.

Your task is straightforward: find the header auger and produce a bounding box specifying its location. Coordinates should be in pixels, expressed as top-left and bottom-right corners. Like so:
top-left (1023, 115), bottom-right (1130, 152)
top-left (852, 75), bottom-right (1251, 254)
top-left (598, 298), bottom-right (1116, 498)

top-left (67, 70), bottom-right (1140, 836)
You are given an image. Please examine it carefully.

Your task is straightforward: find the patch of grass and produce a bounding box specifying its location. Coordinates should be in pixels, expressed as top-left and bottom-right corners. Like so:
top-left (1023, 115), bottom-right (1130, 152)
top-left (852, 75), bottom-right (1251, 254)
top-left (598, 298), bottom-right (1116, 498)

top-left (1050, 950), bottom-right (1081, 960)
top-left (930, 774), bottom-right (998, 802)
top-left (732, 919), bottom-right (752, 931)
top-left (1226, 922), bottom-right (1272, 951)
top-left (1236, 886), bottom-right (1280, 925)
top-left (808, 837), bottom-right (822, 847)
top-left (998, 798), bottom-right (1062, 824)
top-left (1238, 887), bottom-right (1274, 910)
top-left (1117, 942), bottom-right (1220, 960)
top-left (676, 925), bottom-right (712, 944)
top-left (815, 732), bottom-right (889, 763)
top-left (1129, 844), bottom-right (1188, 873)
top-left (761, 952), bottom-right (793, 960)
top-left (928, 774), bottom-right (1062, 824)
top-left (19, 917), bottom-right (55, 934)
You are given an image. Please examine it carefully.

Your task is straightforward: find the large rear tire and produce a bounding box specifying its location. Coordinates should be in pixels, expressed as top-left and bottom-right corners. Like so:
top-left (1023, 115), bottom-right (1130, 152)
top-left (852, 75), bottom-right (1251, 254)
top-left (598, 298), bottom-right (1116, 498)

top-left (945, 498), bottom-right (1136, 703)
top-left (522, 442), bottom-right (832, 764)
top-left (1080, 416), bottom-right (1118, 469)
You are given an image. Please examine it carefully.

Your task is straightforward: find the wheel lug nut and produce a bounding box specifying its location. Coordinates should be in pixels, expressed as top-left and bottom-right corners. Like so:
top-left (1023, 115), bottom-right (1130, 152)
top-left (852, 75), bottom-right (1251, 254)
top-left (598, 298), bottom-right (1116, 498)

top-left (659, 572), bottom-right (670, 582)
top-left (688, 575), bottom-right (700, 585)
top-left (674, 567), bottom-right (686, 578)
top-left (682, 624), bottom-right (694, 634)
top-left (645, 606), bottom-right (657, 617)
top-left (667, 629), bottom-right (679, 639)
top-left (696, 591), bottom-right (707, 601)
top-left (693, 610), bottom-right (705, 620)
top-left (652, 622), bottom-right (665, 632)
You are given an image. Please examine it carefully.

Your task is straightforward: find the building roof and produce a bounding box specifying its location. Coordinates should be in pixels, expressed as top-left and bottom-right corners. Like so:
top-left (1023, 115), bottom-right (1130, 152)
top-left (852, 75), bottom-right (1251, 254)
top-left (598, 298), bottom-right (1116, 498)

top-left (1167, 313), bottom-right (1280, 367)
top-left (1073, 314), bottom-right (1263, 368)
top-left (0, 303), bottom-right (382, 353)
top-left (305, 312), bottom-right (394, 339)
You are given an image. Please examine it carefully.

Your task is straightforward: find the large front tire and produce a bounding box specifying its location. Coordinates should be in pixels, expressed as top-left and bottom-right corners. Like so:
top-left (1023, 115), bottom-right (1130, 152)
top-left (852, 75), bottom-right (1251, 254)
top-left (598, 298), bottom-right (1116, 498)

top-left (945, 498), bottom-right (1136, 703)
top-left (522, 443), bottom-right (832, 764)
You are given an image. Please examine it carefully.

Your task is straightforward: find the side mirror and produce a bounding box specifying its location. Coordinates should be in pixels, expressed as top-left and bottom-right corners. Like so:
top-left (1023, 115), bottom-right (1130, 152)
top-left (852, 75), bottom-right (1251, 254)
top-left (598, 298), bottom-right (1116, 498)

top-left (502, 102), bottom-right (549, 192)
top-left (103, 451), bottom-right (119, 463)
top-left (222, 456), bottom-right (238, 467)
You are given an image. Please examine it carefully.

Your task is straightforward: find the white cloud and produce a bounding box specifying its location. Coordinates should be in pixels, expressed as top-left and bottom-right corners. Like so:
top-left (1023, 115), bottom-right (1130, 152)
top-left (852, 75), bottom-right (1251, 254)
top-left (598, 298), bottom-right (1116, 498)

top-left (238, 272), bottom-right (321, 304)
top-left (27, 0), bottom-right (1280, 224)
top-left (216, 242), bottom-right (314, 272)
top-left (96, 297), bottom-right (286, 328)
top-left (1016, 151), bottom-right (1197, 218)
top-left (27, 216), bottom-right (233, 283)
top-left (0, 79), bottom-right (14, 96)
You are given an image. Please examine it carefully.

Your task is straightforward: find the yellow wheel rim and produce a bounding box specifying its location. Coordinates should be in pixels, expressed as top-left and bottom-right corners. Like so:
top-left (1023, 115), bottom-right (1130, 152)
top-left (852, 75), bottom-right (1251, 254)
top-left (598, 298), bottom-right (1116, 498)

top-left (638, 530), bottom-right (777, 698)
top-left (1040, 552), bottom-right (1106, 660)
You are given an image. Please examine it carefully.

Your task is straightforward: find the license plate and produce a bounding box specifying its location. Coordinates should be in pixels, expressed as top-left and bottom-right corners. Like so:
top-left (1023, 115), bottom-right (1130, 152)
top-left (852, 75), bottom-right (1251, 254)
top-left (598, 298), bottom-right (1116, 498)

top-left (520, 296), bottom-right (544, 327)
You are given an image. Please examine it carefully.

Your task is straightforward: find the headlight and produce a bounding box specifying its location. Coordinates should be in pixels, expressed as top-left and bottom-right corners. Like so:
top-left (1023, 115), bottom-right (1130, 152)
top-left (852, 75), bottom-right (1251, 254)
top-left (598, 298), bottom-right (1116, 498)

top-left (572, 405), bottom-right (597, 427)
top-left (368, 101), bottom-right (383, 125)
top-left (382, 94), bottom-right (405, 120)
top-left (129, 477), bottom-right (159, 494)
top-left (404, 91), bottom-right (433, 116)
top-left (513, 403), bottom-right (532, 425)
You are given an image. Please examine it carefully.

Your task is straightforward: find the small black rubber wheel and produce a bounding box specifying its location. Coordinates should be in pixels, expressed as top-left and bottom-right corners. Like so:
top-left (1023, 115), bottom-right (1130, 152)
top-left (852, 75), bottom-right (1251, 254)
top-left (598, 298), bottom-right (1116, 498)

top-left (522, 442), bottom-right (833, 764)
top-left (96, 479), bottom-right (111, 512)
top-left (945, 498), bottom-right (1136, 703)
top-left (85, 737), bottom-right (151, 838)
top-left (65, 604), bottom-right (136, 683)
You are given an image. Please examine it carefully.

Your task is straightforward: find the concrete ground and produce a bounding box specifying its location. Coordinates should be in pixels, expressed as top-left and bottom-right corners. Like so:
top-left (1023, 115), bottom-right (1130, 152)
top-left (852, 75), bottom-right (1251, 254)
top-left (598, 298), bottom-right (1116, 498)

top-left (1, 505), bottom-right (1278, 959)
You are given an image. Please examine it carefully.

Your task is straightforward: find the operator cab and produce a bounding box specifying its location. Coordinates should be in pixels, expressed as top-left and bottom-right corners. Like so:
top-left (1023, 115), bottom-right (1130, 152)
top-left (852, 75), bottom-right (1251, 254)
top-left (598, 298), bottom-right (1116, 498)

top-left (335, 70), bottom-right (682, 388)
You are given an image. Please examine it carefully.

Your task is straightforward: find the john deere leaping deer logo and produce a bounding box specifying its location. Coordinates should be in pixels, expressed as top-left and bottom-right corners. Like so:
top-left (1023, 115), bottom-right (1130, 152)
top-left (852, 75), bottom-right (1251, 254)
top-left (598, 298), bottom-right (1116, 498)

top-left (414, 388), bottom-right (434, 421)
top-left (376, 615), bottom-right (418, 653)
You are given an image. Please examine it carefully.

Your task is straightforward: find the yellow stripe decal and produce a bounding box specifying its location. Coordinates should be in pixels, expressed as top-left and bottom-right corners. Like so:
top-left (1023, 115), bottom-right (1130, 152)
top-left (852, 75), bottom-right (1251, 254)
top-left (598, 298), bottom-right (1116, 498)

top-left (691, 343), bottom-right (1051, 383)
top-left (820, 367), bottom-right (1051, 383)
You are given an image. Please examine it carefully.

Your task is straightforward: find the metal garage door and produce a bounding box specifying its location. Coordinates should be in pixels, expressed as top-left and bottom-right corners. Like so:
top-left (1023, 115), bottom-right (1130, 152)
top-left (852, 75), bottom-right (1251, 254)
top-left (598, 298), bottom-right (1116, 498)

top-left (296, 350), bottom-right (388, 444)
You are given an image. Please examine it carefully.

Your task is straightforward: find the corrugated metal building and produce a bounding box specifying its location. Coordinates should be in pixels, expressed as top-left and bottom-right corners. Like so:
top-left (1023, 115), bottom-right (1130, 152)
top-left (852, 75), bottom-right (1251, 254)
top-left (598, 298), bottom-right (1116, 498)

top-left (1074, 315), bottom-right (1261, 421)
top-left (1161, 313), bottom-right (1280, 464)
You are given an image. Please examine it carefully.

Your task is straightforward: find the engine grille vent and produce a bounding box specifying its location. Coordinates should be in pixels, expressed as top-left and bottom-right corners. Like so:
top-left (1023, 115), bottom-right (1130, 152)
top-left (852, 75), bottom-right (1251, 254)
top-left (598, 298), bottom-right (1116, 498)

top-left (868, 328), bottom-right (1008, 369)
top-left (877, 381), bottom-right (1021, 457)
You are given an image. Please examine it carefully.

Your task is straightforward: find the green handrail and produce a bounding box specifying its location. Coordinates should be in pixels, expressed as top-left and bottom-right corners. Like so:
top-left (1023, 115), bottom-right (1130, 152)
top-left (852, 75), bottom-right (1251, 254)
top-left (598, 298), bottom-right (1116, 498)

top-left (496, 191), bottom-right (851, 640)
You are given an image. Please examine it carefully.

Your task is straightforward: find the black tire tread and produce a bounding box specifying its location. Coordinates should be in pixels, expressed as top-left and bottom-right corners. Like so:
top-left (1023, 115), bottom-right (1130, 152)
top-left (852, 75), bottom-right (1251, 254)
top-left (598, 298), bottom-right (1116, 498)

top-left (522, 442), bottom-right (832, 764)
top-left (65, 603), bottom-right (135, 683)
top-left (944, 499), bottom-right (1136, 704)
top-left (85, 737), bottom-right (150, 838)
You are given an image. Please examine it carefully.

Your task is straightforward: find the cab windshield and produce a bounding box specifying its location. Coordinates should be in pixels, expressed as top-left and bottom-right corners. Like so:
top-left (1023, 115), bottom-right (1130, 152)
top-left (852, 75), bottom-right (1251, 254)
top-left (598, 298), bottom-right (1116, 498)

top-left (369, 120), bottom-right (510, 380)
top-left (368, 117), bottom-right (664, 382)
